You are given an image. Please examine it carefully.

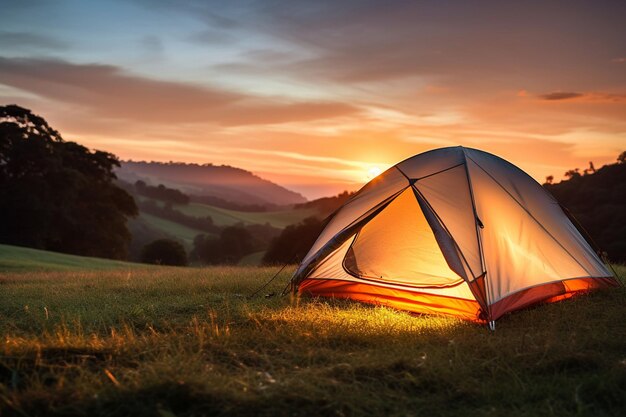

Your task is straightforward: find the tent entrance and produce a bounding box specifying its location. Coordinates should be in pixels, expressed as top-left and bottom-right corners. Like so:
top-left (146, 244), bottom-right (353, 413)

top-left (342, 187), bottom-right (465, 288)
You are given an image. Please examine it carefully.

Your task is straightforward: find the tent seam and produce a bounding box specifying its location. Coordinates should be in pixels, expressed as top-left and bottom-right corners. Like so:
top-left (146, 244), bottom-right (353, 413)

top-left (409, 162), bottom-right (466, 182)
top-left (410, 185), bottom-right (479, 280)
top-left (460, 148), bottom-right (492, 318)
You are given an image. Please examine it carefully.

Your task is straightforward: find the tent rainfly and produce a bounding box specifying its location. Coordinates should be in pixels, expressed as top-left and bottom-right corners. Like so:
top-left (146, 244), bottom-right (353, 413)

top-left (289, 147), bottom-right (618, 327)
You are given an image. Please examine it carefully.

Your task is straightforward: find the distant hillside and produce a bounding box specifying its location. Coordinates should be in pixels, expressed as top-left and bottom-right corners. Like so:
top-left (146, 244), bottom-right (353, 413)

top-left (544, 155), bottom-right (626, 263)
top-left (116, 161), bottom-right (306, 207)
top-left (118, 178), bottom-right (317, 263)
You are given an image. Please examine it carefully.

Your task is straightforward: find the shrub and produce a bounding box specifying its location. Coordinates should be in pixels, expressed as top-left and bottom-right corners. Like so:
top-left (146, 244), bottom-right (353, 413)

top-left (141, 239), bottom-right (188, 266)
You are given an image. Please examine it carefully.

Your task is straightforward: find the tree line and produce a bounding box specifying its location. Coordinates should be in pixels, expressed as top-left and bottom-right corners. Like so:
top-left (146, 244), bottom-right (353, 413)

top-left (0, 105), bottom-right (137, 259)
top-left (543, 152), bottom-right (626, 262)
top-left (134, 180), bottom-right (190, 204)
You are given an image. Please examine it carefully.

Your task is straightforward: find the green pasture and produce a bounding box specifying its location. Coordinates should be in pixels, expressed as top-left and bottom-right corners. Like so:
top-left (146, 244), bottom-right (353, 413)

top-left (0, 258), bottom-right (624, 416)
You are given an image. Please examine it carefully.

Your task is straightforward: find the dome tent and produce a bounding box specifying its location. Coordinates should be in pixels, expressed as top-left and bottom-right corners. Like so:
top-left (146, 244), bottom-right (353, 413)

top-left (289, 147), bottom-right (618, 327)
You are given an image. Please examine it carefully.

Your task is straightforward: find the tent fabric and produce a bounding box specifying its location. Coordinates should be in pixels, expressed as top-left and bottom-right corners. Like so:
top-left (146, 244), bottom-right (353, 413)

top-left (292, 146), bottom-right (618, 324)
top-left (299, 167), bottom-right (408, 268)
top-left (413, 164), bottom-right (482, 280)
top-left (343, 188), bottom-right (464, 288)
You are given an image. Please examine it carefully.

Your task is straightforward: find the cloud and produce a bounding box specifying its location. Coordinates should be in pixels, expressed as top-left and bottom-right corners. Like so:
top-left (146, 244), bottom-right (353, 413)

top-left (213, 101), bottom-right (357, 126)
top-left (0, 31), bottom-right (68, 50)
top-left (540, 92), bottom-right (584, 101)
top-left (538, 91), bottom-right (626, 103)
top-left (121, 1), bottom-right (626, 102)
top-left (196, 1), bottom-right (626, 96)
top-left (0, 56), bottom-right (359, 125)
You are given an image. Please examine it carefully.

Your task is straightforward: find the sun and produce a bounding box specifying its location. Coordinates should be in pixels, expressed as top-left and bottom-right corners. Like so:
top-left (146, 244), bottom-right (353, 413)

top-left (366, 166), bottom-right (382, 180)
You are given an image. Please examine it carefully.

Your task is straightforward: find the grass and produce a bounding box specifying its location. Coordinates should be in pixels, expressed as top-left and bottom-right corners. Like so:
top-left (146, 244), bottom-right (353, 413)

top-left (175, 202), bottom-right (318, 228)
top-left (0, 244), bottom-right (146, 273)
top-left (0, 264), bottom-right (624, 416)
top-left (138, 213), bottom-right (210, 248)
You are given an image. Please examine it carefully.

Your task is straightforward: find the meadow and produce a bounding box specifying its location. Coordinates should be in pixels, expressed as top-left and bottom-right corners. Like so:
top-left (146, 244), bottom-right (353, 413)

top-left (130, 197), bottom-right (318, 258)
top-left (137, 213), bottom-right (214, 250)
top-left (175, 202), bottom-right (318, 228)
top-left (0, 248), bottom-right (624, 416)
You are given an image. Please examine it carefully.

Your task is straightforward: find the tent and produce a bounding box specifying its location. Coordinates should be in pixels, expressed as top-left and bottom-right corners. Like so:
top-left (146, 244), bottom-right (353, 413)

top-left (290, 147), bottom-right (618, 327)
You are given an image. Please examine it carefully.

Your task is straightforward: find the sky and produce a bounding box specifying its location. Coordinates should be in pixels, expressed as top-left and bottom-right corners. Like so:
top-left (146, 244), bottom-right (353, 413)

top-left (0, 0), bottom-right (624, 199)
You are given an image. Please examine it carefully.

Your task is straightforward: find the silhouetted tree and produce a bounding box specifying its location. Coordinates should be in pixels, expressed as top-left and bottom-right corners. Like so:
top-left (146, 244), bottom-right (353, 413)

top-left (192, 226), bottom-right (255, 264)
top-left (262, 217), bottom-right (324, 265)
top-left (564, 168), bottom-right (581, 179)
top-left (134, 180), bottom-right (190, 204)
top-left (583, 161), bottom-right (596, 175)
top-left (0, 105), bottom-right (137, 259)
top-left (141, 239), bottom-right (187, 266)
top-left (544, 175), bottom-right (554, 185)
top-left (618, 151), bottom-right (626, 164)
top-left (589, 161), bottom-right (596, 173)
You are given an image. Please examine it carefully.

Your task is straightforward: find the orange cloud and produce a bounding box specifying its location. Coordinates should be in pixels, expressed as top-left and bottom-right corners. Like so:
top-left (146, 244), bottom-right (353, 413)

top-left (0, 57), bottom-right (360, 126)
top-left (539, 91), bottom-right (626, 103)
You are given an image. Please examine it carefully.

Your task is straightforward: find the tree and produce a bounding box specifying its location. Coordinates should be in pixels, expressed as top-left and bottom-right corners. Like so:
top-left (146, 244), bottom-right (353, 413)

top-left (262, 217), bottom-right (324, 264)
top-left (192, 226), bottom-right (255, 264)
top-left (141, 239), bottom-right (188, 266)
top-left (583, 161), bottom-right (596, 175)
top-left (618, 151), bottom-right (626, 164)
top-left (134, 180), bottom-right (190, 204)
top-left (564, 168), bottom-right (581, 179)
top-left (544, 175), bottom-right (554, 185)
top-left (0, 105), bottom-right (138, 259)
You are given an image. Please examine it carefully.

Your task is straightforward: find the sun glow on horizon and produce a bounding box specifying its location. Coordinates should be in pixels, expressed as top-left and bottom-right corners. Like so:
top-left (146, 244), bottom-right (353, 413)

top-left (367, 166), bottom-right (383, 181)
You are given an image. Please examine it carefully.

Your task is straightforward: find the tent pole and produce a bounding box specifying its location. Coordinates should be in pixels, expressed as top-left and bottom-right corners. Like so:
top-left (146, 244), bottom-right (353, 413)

top-left (488, 321), bottom-right (496, 331)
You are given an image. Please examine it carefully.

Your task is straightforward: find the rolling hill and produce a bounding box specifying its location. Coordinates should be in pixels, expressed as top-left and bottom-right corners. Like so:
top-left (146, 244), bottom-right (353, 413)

top-left (116, 161), bottom-right (307, 207)
top-left (125, 197), bottom-right (318, 263)
top-left (174, 201), bottom-right (318, 228)
top-left (135, 213), bottom-right (211, 247)
top-left (0, 244), bottom-right (148, 272)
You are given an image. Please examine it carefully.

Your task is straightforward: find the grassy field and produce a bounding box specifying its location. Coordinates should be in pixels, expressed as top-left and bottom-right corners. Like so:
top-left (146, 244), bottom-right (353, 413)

top-left (0, 263), bottom-right (624, 416)
top-left (175, 202), bottom-right (318, 228)
top-left (138, 213), bottom-right (210, 249)
top-left (0, 244), bottom-right (146, 273)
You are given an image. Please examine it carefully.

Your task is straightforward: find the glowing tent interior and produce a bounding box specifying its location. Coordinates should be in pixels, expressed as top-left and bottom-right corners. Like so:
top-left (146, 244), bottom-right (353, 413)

top-left (289, 147), bottom-right (618, 326)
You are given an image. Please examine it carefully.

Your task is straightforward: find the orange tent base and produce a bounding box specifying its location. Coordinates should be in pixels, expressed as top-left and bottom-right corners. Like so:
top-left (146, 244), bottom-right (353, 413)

top-left (298, 278), bottom-right (483, 322)
top-left (298, 276), bottom-right (619, 324)
top-left (489, 276), bottom-right (618, 320)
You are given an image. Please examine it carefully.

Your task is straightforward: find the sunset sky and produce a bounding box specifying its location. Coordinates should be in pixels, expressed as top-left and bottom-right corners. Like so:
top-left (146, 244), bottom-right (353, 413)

top-left (1, 0), bottom-right (624, 199)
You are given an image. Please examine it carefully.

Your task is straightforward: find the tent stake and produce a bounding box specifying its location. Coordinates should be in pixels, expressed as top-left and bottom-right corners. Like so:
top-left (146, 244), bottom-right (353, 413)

top-left (488, 321), bottom-right (496, 331)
